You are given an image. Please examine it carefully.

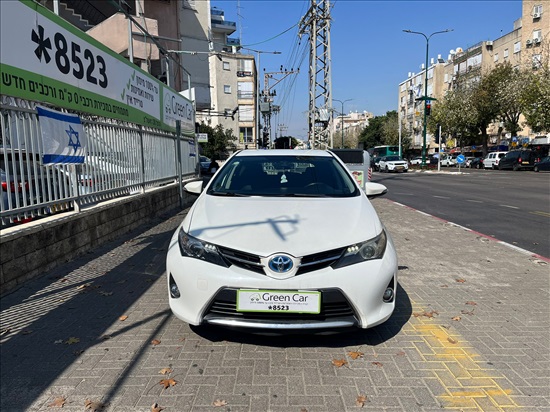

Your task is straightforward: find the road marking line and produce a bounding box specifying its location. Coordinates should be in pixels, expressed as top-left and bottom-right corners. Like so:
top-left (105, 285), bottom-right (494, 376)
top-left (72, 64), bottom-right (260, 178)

top-left (466, 199), bottom-right (483, 203)
top-left (531, 210), bottom-right (550, 217)
top-left (433, 195), bottom-right (451, 199)
top-left (499, 204), bottom-right (519, 209)
top-left (410, 301), bottom-right (520, 409)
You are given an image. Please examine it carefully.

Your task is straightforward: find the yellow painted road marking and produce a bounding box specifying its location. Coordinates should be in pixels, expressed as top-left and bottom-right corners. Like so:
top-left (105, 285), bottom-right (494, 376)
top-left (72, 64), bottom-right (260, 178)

top-left (530, 210), bottom-right (550, 218)
top-left (411, 302), bottom-right (520, 410)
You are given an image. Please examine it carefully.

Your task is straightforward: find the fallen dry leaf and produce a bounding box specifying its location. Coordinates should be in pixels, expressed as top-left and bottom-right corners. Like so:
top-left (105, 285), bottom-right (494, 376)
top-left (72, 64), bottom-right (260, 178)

top-left (212, 399), bottom-right (228, 407)
top-left (451, 316), bottom-right (462, 321)
top-left (151, 339), bottom-right (161, 346)
top-left (348, 351), bottom-right (364, 360)
top-left (300, 409), bottom-right (308, 412)
top-left (76, 283), bottom-right (91, 290)
top-left (99, 334), bottom-right (111, 340)
top-left (395, 351), bottom-right (406, 356)
top-left (447, 337), bottom-right (458, 344)
top-left (455, 278), bottom-right (466, 283)
top-left (332, 359), bottom-right (348, 368)
top-left (461, 309), bottom-right (475, 316)
top-left (65, 337), bottom-right (80, 345)
top-left (413, 310), bottom-right (438, 318)
top-left (158, 368), bottom-right (172, 375)
top-left (440, 284), bottom-right (448, 288)
top-left (21, 330), bottom-right (33, 335)
top-left (372, 361), bottom-right (383, 368)
top-left (98, 291), bottom-right (113, 296)
top-left (84, 399), bottom-right (109, 411)
top-left (48, 396), bottom-right (67, 408)
top-left (119, 315), bottom-right (128, 321)
top-left (159, 378), bottom-right (177, 389)
top-left (151, 403), bottom-right (164, 412)
top-left (465, 301), bottom-right (477, 306)
top-left (356, 395), bottom-right (368, 407)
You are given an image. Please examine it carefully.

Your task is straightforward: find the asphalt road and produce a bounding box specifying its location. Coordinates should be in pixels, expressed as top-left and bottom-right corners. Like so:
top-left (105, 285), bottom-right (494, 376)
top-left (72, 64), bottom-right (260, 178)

top-left (373, 167), bottom-right (550, 258)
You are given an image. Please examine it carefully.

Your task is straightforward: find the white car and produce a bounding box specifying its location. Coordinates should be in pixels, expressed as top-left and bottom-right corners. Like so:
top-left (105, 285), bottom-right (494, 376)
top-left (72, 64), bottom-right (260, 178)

top-left (439, 156), bottom-right (456, 167)
top-left (378, 155), bottom-right (409, 173)
top-left (483, 151), bottom-right (508, 169)
top-left (409, 156), bottom-right (423, 165)
top-left (166, 150), bottom-right (398, 332)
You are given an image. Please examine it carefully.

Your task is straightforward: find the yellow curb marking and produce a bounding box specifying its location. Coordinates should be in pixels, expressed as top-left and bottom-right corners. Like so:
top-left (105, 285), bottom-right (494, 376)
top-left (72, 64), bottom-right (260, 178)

top-left (410, 303), bottom-right (520, 410)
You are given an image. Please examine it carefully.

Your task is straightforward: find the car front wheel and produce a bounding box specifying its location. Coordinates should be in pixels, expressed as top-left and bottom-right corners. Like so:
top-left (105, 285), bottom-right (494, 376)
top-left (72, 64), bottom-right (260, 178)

top-left (534, 166), bottom-right (539, 172)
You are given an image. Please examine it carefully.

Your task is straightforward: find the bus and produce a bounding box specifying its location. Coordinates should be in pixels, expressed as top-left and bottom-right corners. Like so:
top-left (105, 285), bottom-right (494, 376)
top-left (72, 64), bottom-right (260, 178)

top-left (370, 145), bottom-right (400, 158)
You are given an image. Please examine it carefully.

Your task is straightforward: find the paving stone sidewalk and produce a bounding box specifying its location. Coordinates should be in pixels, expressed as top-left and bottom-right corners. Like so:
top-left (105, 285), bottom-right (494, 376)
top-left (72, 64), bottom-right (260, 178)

top-left (1, 198), bottom-right (548, 411)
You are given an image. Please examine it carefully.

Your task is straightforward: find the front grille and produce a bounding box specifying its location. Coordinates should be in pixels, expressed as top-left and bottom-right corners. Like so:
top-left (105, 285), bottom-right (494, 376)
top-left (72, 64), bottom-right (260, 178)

top-left (202, 288), bottom-right (357, 322)
top-left (217, 246), bottom-right (345, 276)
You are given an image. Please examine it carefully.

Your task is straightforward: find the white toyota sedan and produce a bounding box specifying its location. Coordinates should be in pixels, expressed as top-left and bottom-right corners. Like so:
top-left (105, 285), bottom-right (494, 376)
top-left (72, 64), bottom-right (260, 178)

top-left (378, 155), bottom-right (409, 173)
top-left (166, 150), bottom-right (398, 332)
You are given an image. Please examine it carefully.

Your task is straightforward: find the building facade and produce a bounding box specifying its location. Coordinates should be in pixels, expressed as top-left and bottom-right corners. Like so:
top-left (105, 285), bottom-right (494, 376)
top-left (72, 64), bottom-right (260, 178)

top-left (398, 0), bottom-right (549, 155)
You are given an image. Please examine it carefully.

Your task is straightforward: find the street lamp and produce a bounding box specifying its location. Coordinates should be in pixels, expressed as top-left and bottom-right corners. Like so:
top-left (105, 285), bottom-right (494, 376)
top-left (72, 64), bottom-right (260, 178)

top-left (403, 29), bottom-right (452, 168)
top-left (333, 98), bottom-right (353, 148)
top-left (242, 48), bottom-right (282, 149)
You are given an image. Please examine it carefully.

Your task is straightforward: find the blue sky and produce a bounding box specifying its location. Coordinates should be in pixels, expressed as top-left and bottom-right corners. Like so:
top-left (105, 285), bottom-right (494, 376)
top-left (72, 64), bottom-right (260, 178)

top-left (212, 1), bottom-right (523, 139)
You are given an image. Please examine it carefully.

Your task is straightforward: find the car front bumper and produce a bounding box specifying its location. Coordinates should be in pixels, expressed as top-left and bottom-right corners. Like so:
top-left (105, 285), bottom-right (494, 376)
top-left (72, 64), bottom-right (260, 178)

top-left (166, 234), bottom-right (398, 331)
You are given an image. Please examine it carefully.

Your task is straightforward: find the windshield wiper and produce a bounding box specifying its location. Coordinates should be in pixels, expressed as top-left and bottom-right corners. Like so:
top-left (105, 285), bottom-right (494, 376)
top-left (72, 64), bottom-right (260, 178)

top-left (208, 190), bottom-right (249, 197)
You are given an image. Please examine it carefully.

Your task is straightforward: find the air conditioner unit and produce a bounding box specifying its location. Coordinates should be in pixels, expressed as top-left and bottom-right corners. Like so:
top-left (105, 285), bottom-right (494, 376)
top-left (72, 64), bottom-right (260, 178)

top-left (533, 12), bottom-right (541, 19)
top-left (526, 39), bottom-right (532, 45)
top-left (534, 37), bottom-right (541, 44)
top-left (486, 40), bottom-right (493, 47)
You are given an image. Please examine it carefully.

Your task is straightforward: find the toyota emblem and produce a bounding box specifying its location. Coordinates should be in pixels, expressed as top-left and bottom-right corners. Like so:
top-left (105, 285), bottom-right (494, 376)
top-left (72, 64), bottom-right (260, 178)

top-left (268, 255), bottom-right (293, 273)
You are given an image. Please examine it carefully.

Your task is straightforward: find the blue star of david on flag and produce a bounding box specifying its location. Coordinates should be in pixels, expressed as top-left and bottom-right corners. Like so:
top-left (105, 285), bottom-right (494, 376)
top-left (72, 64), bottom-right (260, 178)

top-left (37, 106), bottom-right (87, 164)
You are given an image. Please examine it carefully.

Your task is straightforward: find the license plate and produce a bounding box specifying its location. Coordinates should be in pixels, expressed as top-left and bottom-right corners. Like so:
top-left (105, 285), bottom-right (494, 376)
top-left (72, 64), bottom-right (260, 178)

top-left (236, 290), bottom-right (321, 314)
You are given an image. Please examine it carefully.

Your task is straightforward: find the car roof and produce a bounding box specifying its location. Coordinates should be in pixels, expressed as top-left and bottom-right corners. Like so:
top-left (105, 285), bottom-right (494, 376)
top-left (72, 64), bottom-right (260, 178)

top-left (232, 149), bottom-right (333, 158)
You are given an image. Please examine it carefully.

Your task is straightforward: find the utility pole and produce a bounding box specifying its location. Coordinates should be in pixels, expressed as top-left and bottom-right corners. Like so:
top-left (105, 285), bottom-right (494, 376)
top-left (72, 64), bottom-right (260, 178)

top-left (260, 69), bottom-right (299, 148)
top-left (299, 0), bottom-right (333, 150)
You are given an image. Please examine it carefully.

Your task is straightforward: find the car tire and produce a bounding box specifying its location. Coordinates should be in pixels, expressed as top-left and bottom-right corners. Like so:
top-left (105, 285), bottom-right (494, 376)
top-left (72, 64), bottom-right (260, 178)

top-left (385, 166), bottom-right (389, 173)
top-left (534, 166), bottom-right (539, 172)
top-left (476, 164), bottom-right (481, 169)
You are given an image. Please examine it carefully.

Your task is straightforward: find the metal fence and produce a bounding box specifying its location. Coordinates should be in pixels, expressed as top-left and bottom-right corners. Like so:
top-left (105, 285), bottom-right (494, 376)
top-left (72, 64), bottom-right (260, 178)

top-left (0, 95), bottom-right (197, 227)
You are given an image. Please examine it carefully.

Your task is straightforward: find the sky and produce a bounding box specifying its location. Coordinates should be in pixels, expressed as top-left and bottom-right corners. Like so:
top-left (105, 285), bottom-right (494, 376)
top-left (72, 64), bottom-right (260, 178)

top-left (211, 0), bottom-right (523, 139)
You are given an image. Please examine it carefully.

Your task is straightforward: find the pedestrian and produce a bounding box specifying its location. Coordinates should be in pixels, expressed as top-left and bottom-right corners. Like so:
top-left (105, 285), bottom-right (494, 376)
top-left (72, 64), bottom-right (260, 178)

top-left (208, 158), bottom-right (219, 175)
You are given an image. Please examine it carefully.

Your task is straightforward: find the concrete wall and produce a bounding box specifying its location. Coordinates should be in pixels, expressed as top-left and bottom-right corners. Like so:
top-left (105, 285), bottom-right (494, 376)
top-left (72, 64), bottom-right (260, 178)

top-left (0, 183), bottom-right (193, 296)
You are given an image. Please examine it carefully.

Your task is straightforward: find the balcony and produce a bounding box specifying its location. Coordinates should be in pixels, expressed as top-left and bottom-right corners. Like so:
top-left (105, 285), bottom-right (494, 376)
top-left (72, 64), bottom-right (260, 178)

top-left (211, 19), bottom-right (237, 35)
top-left (227, 38), bottom-right (241, 47)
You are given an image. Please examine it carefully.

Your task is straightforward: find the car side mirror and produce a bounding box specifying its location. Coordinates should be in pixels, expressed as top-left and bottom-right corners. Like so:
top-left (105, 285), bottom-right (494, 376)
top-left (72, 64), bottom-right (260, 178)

top-left (365, 182), bottom-right (388, 198)
top-left (184, 180), bottom-right (203, 195)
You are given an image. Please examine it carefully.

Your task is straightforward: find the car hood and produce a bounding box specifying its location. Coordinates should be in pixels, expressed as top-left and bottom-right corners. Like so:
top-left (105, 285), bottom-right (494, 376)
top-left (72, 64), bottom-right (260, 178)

top-left (183, 194), bottom-right (383, 257)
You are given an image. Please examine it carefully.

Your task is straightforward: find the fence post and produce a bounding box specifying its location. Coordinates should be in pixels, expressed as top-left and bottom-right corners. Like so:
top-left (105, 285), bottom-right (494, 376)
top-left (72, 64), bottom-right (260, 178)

top-left (139, 125), bottom-right (146, 194)
top-left (176, 120), bottom-right (183, 209)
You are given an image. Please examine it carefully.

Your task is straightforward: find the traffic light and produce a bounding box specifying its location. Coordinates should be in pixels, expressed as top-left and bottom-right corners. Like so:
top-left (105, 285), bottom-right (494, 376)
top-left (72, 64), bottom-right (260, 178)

top-left (425, 102), bottom-right (431, 116)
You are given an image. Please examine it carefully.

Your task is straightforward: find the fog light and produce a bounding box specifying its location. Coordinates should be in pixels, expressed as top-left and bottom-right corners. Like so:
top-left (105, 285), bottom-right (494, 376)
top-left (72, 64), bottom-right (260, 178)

top-left (383, 287), bottom-right (394, 302)
top-left (169, 274), bottom-right (180, 298)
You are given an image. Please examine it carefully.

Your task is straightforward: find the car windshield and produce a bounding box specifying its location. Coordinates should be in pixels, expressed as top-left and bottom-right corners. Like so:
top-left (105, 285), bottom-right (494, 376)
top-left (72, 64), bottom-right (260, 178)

top-left (206, 154), bottom-right (360, 198)
top-left (384, 156), bottom-right (401, 162)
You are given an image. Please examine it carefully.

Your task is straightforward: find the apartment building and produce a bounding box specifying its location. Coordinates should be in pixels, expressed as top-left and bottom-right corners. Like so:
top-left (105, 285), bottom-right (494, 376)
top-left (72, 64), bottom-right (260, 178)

top-left (198, 8), bottom-right (258, 150)
top-left (398, 0), bottom-right (548, 154)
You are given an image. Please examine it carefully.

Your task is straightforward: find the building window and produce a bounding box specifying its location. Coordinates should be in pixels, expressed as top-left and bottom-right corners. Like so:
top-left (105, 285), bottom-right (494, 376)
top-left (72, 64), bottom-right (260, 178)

top-left (239, 127), bottom-right (254, 144)
top-left (494, 53), bottom-right (499, 62)
top-left (514, 41), bottom-right (521, 53)
top-left (223, 61), bottom-right (230, 71)
top-left (237, 59), bottom-right (253, 77)
top-left (224, 85), bottom-right (231, 94)
top-left (238, 104), bottom-right (254, 121)
top-left (504, 49), bottom-right (509, 58)
top-left (237, 82), bottom-right (254, 99)
top-left (533, 54), bottom-right (542, 69)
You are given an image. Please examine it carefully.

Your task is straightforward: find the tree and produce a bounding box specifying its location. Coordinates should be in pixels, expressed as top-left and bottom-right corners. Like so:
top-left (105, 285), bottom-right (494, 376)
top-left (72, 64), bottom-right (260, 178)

top-left (196, 122), bottom-right (237, 160)
top-left (522, 43), bottom-right (550, 133)
top-left (274, 136), bottom-right (299, 149)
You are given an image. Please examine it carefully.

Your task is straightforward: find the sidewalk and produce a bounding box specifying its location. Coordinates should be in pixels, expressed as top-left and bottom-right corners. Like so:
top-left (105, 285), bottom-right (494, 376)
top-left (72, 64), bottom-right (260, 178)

top-left (1, 198), bottom-right (548, 411)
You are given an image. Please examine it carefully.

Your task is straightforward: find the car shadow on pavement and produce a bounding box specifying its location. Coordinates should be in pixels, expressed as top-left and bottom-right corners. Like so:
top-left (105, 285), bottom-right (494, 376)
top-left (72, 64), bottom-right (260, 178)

top-left (190, 281), bottom-right (412, 348)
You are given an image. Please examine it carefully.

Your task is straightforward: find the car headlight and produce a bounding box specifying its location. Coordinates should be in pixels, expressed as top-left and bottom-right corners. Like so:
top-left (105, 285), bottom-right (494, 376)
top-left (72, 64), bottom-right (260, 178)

top-left (178, 228), bottom-right (228, 267)
top-left (332, 230), bottom-right (387, 269)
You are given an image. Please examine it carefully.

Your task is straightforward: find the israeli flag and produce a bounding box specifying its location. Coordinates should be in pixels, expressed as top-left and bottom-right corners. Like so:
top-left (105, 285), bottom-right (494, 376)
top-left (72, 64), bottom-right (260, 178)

top-left (37, 106), bottom-right (87, 164)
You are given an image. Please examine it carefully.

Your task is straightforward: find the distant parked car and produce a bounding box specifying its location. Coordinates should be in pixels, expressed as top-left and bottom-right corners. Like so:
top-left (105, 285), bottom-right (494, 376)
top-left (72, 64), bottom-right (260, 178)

top-left (439, 155), bottom-right (456, 167)
top-left (498, 150), bottom-right (536, 171)
top-left (464, 157), bottom-right (475, 168)
top-left (196, 156), bottom-right (211, 176)
top-left (378, 155), bottom-right (408, 173)
top-left (372, 156), bottom-right (382, 171)
top-left (534, 156), bottom-right (550, 172)
top-left (409, 156), bottom-right (423, 166)
top-left (483, 151), bottom-right (508, 169)
top-left (469, 157), bottom-right (483, 169)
